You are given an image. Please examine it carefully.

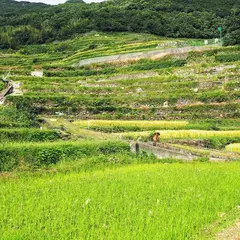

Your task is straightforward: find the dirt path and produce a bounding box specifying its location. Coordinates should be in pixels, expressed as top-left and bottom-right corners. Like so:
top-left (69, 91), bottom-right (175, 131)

top-left (216, 221), bottom-right (240, 240)
top-left (73, 45), bottom-right (217, 67)
top-left (45, 118), bottom-right (116, 140)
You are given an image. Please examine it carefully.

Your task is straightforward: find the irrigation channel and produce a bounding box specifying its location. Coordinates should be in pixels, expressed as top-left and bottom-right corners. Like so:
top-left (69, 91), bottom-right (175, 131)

top-left (130, 141), bottom-right (240, 161)
top-left (45, 119), bottom-right (240, 162)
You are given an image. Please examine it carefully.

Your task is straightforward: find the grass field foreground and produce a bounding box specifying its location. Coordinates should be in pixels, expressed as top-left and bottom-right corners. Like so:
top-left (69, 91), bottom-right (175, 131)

top-left (1, 162), bottom-right (240, 239)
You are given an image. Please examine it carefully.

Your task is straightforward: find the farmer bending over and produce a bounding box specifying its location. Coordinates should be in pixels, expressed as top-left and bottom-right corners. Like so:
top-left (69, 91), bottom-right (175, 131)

top-left (153, 132), bottom-right (160, 146)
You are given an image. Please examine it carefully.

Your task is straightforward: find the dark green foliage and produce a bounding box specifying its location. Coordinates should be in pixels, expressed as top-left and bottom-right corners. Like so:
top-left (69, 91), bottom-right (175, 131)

top-left (129, 59), bottom-right (186, 71)
top-left (206, 137), bottom-right (240, 149)
top-left (223, 9), bottom-right (240, 46)
top-left (0, 141), bottom-right (129, 171)
top-left (0, 0), bottom-right (49, 15)
top-left (0, 106), bottom-right (38, 128)
top-left (0, 81), bottom-right (4, 91)
top-left (215, 54), bottom-right (240, 62)
top-left (0, 129), bottom-right (60, 142)
top-left (0, 0), bottom-right (239, 48)
top-left (67, 0), bottom-right (85, 3)
top-left (199, 90), bottom-right (230, 103)
top-left (187, 119), bottom-right (240, 131)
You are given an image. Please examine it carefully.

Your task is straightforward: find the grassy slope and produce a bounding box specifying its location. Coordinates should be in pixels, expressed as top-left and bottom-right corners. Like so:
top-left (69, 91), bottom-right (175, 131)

top-left (1, 33), bottom-right (239, 120)
top-left (0, 32), bottom-right (240, 239)
top-left (1, 162), bottom-right (240, 239)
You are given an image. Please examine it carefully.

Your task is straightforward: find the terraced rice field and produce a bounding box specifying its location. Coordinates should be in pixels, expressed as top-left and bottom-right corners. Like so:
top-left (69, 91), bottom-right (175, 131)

top-left (0, 32), bottom-right (240, 239)
top-left (226, 143), bottom-right (240, 153)
top-left (0, 32), bottom-right (239, 120)
top-left (119, 130), bottom-right (240, 139)
top-left (73, 120), bottom-right (189, 131)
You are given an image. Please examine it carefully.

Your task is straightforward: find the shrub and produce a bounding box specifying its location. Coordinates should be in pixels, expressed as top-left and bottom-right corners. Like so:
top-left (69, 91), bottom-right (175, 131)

top-left (0, 129), bottom-right (60, 142)
top-left (0, 140), bottom-right (129, 171)
top-left (0, 106), bottom-right (38, 127)
top-left (215, 54), bottom-right (240, 62)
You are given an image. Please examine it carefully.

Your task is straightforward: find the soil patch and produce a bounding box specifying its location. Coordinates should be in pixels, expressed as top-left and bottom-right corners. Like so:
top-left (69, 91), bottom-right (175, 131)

top-left (216, 221), bottom-right (240, 240)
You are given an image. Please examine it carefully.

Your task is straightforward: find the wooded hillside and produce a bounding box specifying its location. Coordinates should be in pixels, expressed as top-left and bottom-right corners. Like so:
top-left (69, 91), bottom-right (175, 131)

top-left (0, 0), bottom-right (239, 49)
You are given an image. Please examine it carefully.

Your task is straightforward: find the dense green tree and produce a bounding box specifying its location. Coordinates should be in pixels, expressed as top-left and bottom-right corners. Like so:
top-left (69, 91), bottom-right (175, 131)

top-left (0, 0), bottom-right (239, 48)
top-left (223, 8), bottom-right (240, 45)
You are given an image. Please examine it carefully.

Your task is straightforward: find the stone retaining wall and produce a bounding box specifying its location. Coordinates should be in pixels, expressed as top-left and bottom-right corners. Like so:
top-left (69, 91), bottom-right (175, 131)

top-left (130, 142), bottom-right (199, 161)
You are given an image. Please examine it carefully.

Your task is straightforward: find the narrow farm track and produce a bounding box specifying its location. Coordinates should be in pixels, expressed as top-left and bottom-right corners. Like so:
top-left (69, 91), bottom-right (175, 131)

top-left (216, 221), bottom-right (240, 240)
top-left (72, 45), bottom-right (217, 66)
top-left (131, 141), bottom-right (240, 161)
top-left (45, 118), bottom-right (116, 140)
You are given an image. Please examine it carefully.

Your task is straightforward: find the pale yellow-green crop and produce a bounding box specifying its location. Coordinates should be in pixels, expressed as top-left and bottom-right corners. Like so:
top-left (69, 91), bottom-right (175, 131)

top-left (118, 130), bottom-right (240, 139)
top-left (73, 120), bottom-right (188, 129)
top-left (226, 143), bottom-right (240, 153)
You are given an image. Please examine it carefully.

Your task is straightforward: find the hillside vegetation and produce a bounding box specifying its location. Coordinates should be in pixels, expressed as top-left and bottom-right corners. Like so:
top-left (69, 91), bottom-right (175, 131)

top-left (1, 33), bottom-right (239, 121)
top-left (0, 0), bottom-right (48, 14)
top-left (0, 26), bottom-right (240, 238)
top-left (0, 0), bottom-right (240, 48)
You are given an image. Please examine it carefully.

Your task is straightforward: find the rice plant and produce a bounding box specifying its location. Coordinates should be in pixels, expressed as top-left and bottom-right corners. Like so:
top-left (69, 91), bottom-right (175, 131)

top-left (1, 162), bottom-right (240, 239)
top-left (226, 143), bottom-right (240, 153)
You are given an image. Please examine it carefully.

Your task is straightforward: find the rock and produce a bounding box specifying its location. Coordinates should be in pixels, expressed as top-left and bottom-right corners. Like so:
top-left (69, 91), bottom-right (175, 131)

top-left (193, 88), bottom-right (198, 93)
top-left (163, 101), bottom-right (168, 107)
top-left (55, 112), bottom-right (64, 116)
top-left (0, 98), bottom-right (5, 105)
top-left (177, 98), bottom-right (190, 107)
top-left (31, 71), bottom-right (43, 77)
top-left (156, 111), bottom-right (163, 116)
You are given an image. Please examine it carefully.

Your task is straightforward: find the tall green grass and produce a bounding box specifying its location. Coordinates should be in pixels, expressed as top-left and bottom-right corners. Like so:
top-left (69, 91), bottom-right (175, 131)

top-left (0, 128), bottom-right (60, 142)
top-left (0, 140), bottom-right (129, 171)
top-left (1, 162), bottom-right (240, 239)
top-left (73, 120), bottom-right (189, 132)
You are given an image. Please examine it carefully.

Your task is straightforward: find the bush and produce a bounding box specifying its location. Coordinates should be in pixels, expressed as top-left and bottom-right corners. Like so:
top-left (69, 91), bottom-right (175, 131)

top-left (0, 106), bottom-right (37, 127)
top-left (215, 54), bottom-right (240, 62)
top-left (206, 137), bottom-right (240, 149)
top-left (0, 129), bottom-right (60, 142)
top-left (0, 140), bottom-right (129, 171)
top-left (129, 59), bottom-right (186, 71)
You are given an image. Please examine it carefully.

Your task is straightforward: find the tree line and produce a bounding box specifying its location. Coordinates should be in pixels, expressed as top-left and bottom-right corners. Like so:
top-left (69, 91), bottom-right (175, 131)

top-left (0, 0), bottom-right (239, 49)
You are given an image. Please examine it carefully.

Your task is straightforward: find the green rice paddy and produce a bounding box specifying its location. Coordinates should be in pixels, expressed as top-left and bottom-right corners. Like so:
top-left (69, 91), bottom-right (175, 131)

top-left (1, 162), bottom-right (240, 239)
top-left (0, 32), bottom-right (240, 239)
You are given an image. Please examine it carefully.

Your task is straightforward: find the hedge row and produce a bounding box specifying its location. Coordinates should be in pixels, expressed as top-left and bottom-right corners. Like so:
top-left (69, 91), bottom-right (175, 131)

top-left (0, 121), bottom-right (31, 128)
top-left (0, 128), bottom-right (60, 142)
top-left (215, 54), bottom-right (240, 62)
top-left (0, 140), bottom-right (129, 171)
top-left (206, 137), bottom-right (240, 149)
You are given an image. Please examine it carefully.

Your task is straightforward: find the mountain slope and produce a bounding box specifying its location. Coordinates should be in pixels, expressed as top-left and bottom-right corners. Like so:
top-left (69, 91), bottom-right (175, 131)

top-left (111, 0), bottom-right (240, 16)
top-left (0, 0), bottom-right (239, 48)
top-left (0, 0), bottom-right (49, 15)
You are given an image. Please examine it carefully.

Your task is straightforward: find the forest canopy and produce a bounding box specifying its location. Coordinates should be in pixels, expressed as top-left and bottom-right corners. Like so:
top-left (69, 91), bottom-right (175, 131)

top-left (0, 0), bottom-right (239, 49)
